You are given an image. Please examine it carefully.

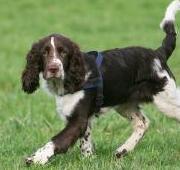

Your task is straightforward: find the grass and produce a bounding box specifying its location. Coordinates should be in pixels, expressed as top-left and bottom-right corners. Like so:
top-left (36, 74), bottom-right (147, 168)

top-left (0, 0), bottom-right (180, 169)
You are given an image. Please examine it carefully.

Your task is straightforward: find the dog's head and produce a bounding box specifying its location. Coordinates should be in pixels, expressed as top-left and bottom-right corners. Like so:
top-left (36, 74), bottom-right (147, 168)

top-left (22, 34), bottom-right (85, 94)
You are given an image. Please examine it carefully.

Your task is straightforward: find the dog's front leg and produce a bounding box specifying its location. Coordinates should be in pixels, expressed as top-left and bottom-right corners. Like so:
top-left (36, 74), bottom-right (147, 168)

top-left (52, 115), bottom-right (88, 154)
top-left (25, 115), bottom-right (88, 165)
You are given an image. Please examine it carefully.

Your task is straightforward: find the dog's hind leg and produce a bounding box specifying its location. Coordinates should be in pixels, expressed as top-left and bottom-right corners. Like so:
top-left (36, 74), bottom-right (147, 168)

top-left (79, 120), bottom-right (94, 157)
top-left (115, 104), bottom-right (150, 158)
top-left (152, 58), bottom-right (180, 121)
top-left (154, 78), bottom-right (180, 121)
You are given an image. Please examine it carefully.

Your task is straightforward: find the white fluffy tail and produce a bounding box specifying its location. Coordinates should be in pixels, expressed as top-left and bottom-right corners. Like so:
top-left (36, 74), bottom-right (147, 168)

top-left (160, 0), bottom-right (180, 29)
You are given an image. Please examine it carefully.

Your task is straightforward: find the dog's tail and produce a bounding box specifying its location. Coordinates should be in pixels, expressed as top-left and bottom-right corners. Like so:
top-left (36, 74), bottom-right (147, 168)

top-left (156, 0), bottom-right (180, 61)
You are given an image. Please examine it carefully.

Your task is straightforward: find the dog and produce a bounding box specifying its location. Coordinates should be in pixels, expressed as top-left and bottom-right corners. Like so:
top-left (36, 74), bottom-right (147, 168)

top-left (22, 0), bottom-right (180, 165)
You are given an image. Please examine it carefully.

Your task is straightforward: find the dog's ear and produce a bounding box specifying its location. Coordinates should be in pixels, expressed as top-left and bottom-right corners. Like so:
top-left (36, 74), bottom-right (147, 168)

top-left (64, 43), bottom-right (85, 93)
top-left (22, 42), bottom-right (43, 94)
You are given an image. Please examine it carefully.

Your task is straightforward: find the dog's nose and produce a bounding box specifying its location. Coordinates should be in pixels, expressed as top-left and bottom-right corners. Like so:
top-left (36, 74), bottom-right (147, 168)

top-left (48, 64), bottom-right (59, 74)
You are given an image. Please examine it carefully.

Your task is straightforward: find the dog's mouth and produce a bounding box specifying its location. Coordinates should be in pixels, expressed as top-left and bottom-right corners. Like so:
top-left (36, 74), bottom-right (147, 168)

top-left (45, 74), bottom-right (61, 80)
top-left (43, 71), bottom-right (64, 81)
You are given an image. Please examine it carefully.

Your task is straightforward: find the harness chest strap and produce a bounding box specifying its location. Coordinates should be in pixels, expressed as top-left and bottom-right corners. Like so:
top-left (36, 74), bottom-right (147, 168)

top-left (83, 51), bottom-right (104, 113)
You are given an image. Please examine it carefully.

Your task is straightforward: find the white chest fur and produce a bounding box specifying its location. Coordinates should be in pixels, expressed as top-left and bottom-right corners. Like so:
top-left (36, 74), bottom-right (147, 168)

top-left (55, 90), bottom-right (85, 121)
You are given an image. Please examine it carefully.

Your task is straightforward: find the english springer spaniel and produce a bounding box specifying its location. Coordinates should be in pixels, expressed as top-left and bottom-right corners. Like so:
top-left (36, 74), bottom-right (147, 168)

top-left (22, 0), bottom-right (180, 165)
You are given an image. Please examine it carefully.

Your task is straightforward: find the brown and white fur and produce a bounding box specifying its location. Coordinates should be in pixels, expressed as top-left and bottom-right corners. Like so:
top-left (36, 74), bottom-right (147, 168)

top-left (22, 0), bottom-right (180, 165)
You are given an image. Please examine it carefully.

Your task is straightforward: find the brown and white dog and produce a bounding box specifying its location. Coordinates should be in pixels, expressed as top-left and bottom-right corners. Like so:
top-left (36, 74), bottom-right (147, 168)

top-left (22, 0), bottom-right (180, 165)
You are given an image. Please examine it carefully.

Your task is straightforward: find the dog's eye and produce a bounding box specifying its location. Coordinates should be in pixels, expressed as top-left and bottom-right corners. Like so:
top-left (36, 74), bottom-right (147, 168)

top-left (43, 46), bottom-right (50, 56)
top-left (57, 47), bottom-right (63, 52)
top-left (57, 47), bottom-right (67, 58)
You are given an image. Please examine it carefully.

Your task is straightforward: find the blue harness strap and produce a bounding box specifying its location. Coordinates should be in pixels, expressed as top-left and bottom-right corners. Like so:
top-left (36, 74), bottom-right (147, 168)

top-left (96, 52), bottom-right (103, 68)
top-left (83, 51), bottom-right (104, 113)
top-left (95, 52), bottom-right (104, 112)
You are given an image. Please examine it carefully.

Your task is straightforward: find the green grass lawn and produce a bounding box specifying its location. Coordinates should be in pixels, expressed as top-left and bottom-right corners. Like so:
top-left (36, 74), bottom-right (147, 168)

top-left (0, 0), bottom-right (180, 169)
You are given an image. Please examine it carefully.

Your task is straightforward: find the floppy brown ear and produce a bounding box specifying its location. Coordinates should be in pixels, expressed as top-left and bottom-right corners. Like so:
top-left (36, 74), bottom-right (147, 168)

top-left (64, 43), bottom-right (85, 93)
top-left (22, 42), bottom-right (42, 94)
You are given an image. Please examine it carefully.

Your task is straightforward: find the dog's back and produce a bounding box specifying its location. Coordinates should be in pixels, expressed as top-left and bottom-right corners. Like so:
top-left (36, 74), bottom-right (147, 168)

top-left (100, 0), bottom-right (180, 107)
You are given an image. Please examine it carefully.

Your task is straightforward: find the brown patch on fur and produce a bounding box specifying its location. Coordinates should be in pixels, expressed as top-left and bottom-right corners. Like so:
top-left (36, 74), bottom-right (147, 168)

top-left (64, 42), bottom-right (85, 93)
top-left (21, 41), bottom-right (43, 93)
top-left (52, 114), bottom-right (88, 154)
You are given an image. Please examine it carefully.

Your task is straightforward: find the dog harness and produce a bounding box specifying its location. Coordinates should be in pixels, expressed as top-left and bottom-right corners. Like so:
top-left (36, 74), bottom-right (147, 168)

top-left (83, 51), bottom-right (104, 113)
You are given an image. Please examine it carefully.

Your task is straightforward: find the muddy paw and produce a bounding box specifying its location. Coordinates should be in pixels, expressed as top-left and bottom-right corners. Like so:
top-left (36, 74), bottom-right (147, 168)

top-left (25, 154), bottom-right (49, 165)
top-left (25, 156), bottom-right (33, 165)
top-left (115, 149), bottom-right (127, 158)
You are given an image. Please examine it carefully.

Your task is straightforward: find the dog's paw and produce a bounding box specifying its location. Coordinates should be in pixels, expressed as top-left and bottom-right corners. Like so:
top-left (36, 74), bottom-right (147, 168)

top-left (25, 156), bottom-right (33, 165)
top-left (25, 141), bottom-right (55, 165)
top-left (81, 148), bottom-right (93, 157)
top-left (25, 154), bottom-right (49, 165)
top-left (115, 147), bottom-right (127, 158)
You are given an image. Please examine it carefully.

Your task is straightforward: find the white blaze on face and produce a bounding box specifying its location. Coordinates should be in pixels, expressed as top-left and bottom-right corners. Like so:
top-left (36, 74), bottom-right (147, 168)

top-left (50, 36), bottom-right (65, 79)
top-left (51, 37), bottom-right (57, 59)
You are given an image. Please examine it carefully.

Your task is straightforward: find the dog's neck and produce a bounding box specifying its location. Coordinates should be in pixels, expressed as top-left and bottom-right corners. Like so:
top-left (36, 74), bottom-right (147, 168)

top-left (46, 79), bottom-right (65, 96)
